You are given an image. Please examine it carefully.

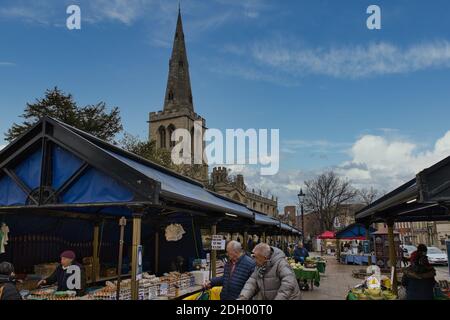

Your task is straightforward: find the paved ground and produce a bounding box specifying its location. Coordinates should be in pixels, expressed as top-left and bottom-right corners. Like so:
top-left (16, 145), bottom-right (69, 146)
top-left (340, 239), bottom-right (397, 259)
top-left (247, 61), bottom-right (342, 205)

top-left (301, 253), bottom-right (450, 300)
top-left (301, 254), bottom-right (361, 300)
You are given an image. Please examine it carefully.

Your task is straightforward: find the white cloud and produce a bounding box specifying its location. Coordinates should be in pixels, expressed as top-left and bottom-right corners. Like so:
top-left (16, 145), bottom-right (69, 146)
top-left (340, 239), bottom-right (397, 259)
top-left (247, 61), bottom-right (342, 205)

top-left (86, 0), bottom-right (152, 25)
top-left (280, 139), bottom-right (351, 159)
top-left (253, 40), bottom-right (450, 79)
top-left (224, 131), bottom-right (450, 210)
top-left (337, 131), bottom-right (450, 190)
top-left (221, 39), bottom-right (450, 80)
top-left (0, 3), bottom-right (53, 25)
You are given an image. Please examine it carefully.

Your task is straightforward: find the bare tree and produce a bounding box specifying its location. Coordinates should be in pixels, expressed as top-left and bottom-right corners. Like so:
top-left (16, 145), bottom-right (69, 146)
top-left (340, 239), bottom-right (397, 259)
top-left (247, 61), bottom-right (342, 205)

top-left (358, 187), bottom-right (379, 206)
top-left (304, 171), bottom-right (358, 232)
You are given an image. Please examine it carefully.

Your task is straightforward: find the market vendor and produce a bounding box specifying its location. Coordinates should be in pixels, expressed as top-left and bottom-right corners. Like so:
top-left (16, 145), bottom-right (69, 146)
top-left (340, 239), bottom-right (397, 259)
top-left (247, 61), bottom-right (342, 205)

top-left (37, 250), bottom-right (86, 296)
top-left (293, 242), bottom-right (309, 264)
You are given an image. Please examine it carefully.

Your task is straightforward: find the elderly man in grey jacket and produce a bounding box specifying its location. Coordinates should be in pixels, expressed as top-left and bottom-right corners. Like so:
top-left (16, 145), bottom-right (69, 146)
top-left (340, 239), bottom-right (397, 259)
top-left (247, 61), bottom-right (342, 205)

top-left (238, 243), bottom-right (301, 300)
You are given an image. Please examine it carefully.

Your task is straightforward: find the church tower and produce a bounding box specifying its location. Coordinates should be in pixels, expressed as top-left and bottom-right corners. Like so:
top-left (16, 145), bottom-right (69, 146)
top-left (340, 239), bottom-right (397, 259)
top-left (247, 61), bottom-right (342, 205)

top-left (149, 8), bottom-right (208, 183)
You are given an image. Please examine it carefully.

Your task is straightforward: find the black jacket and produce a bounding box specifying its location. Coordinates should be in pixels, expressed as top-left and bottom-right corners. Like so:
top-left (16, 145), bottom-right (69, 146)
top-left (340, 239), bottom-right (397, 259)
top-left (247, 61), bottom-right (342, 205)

top-left (45, 262), bottom-right (86, 296)
top-left (0, 275), bottom-right (22, 300)
top-left (401, 268), bottom-right (436, 300)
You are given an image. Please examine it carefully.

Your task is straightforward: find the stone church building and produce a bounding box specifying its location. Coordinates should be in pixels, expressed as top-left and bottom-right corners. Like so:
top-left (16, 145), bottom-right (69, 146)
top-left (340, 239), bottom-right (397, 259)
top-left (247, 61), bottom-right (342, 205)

top-left (148, 9), bottom-right (278, 217)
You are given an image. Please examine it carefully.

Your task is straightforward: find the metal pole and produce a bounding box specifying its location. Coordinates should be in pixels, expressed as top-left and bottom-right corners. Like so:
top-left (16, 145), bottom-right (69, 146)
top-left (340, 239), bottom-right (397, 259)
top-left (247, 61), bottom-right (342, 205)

top-left (387, 220), bottom-right (398, 296)
top-left (155, 230), bottom-right (159, 275)
top-left (366, 224), bottom-right (372, 266)
top-left (301, 203), bottom-right (305, 245)
top-left (92, 223), bottom-right (100, 282)
top-left (131, 215), bottom-right (142, 300)
top-left (211, 224), bottom-right (217, 278)
top-left (116, 216), bottom-right (126, 300)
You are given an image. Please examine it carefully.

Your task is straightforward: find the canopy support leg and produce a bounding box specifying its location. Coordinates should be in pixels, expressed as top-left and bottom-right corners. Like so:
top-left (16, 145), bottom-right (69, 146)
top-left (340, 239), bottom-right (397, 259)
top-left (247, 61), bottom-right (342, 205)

top-left (211, 224), bottom-right (217, 278)
top-left (387, 220), bottom-right (398, 296)
top-left (131, 214), bottom-right (142, 300)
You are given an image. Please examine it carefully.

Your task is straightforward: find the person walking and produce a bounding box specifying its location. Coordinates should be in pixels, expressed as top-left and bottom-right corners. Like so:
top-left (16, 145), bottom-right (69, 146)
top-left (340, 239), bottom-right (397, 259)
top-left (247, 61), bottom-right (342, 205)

top-left (204, 241), bottom-right (255, 300)
top-left (293, 242), bottom-right (309, 264)
top-left (238, 243), bottom-right (301, 300)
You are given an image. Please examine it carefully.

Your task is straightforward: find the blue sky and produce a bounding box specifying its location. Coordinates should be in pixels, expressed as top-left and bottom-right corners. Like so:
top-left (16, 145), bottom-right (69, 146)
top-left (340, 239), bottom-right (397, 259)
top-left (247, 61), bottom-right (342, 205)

top-left (1, 0), bottom-right (450, 208)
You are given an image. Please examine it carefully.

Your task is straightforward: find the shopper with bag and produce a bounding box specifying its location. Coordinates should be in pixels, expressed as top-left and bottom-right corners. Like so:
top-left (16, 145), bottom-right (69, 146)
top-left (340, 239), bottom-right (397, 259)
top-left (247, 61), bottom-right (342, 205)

top-left (204, 240), bottom-right (255, 300)
top-left (238, 243), bottom-right (301, 300)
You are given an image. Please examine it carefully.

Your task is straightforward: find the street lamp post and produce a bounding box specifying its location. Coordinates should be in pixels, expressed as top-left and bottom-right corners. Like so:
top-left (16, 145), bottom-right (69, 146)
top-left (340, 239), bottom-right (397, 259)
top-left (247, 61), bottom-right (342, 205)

top-left (298, 188), bottom-right (306, 245)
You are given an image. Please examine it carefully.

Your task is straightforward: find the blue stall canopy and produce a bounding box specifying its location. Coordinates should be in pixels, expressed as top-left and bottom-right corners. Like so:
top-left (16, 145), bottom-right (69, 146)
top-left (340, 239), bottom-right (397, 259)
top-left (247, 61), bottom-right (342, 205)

top-left (0, 117), bottom-right (254, 220)
top-left (98, 147), bottom-right (253, 219)
top-left (0, 119), bottom-right (160, 218)
top-left (280, 222), bottom-right (292, 231)
top-left (254, 211), bottom-right (280, 226)
top-left (335, 223), bottom-right (376, 240)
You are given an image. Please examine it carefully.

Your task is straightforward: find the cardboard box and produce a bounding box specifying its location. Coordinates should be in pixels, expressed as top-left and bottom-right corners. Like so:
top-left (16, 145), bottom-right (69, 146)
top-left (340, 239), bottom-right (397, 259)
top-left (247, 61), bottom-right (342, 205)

top-left (83, 257), bottom-right (94, 265)
top-left (84, 264), bottom-right (93, 283)
top-left (105, 268), bottom-right (117, 277)
top-left (190, 271), bottom-right (209, 286)
top-left (34, 263), bottom-right (59, 278)
top-left (16, 279), bottom-right (40, 291)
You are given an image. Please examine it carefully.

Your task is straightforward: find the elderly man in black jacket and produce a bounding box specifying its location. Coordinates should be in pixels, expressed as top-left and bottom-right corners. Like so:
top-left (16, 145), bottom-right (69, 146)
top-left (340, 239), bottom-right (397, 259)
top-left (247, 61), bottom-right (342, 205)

top-left (0, 262), bottom-right (22, 300)
top-left (204, 240), bottom-right (255, 300)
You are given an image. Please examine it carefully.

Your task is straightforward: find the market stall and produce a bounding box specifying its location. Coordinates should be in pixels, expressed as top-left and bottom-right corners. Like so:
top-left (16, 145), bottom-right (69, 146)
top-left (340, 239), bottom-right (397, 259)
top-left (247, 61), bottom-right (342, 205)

top-left (356, 152), bottom-right (450, 297)
top-left (0, 117), bottom-right (302, 300)
top-left (335, 223), bottom-right (376, 266)
top-left (288, 259), bottom-right (320, 290)
top-left (346, 271), bottom-right (397, 300)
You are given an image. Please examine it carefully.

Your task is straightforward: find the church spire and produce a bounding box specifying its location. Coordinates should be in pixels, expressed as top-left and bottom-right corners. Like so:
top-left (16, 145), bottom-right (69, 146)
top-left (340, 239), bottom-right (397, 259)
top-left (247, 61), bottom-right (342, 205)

top-left (163, 8), bottom-right (194, 112)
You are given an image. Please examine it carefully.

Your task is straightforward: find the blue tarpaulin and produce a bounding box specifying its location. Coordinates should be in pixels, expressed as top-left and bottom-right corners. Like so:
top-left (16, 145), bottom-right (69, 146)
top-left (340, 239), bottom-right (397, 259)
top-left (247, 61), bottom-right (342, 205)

top-left (335, 223), bottom-right (376, 239)
top-left (62, 167), bottom-right (134, 204)
top-left (0, 175), bottom-right (27, 206)
top-left (13, 148), bottom-right (42, 191)
top-left (254, 212), bottom-right (280, 226)
top-left (52, 144), bottom-right (84, 190)
top-left (101, 148), bottom-right (254, 219)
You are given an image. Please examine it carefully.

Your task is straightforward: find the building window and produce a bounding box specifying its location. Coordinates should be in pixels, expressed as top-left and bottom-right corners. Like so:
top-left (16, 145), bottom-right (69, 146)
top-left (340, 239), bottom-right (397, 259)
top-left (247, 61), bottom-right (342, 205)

top-left (189, 94), bottom-right (193, 104)
top-left (158, 126), bottom-right (166, 148)
top-left (168, 124), bottom-right (176, 148)
top-left (179, 60), bottom-right (184, 67)
top-left (168, 91), bottom-right (174, 101)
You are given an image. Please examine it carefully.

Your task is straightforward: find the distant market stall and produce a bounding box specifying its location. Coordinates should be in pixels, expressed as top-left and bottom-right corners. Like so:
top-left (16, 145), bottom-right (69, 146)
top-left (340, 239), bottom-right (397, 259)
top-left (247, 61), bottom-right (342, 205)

top-left (0, 117), bottom-right (301, 300)
top-left (336, 223), bottom-right (377, 266)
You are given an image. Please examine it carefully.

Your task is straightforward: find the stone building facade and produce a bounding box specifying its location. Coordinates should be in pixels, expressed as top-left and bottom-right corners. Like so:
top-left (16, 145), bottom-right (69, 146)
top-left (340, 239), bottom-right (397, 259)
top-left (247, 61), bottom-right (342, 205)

top-left (210, 167), bottom-right (279, 217)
